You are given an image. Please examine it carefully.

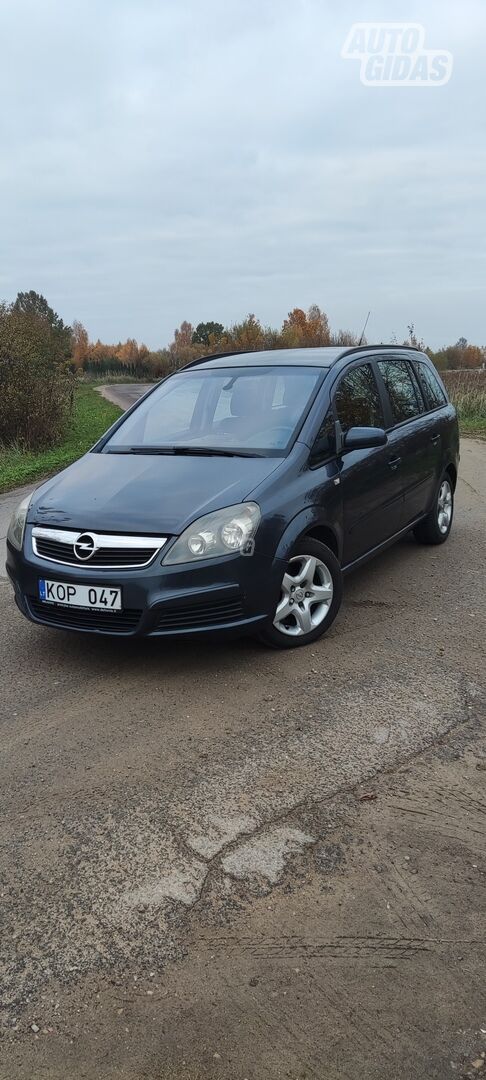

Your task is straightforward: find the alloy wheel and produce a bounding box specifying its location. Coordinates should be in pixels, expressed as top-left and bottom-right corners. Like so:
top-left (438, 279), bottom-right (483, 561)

top-left (273, 554), bottom-right (334, 637)
top-left (437, 479), bottom-right (453, 534)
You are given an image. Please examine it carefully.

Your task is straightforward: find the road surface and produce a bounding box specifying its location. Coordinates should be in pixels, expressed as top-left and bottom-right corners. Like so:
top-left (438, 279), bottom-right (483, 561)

top-left (1, 423), bottom-right (485, 1079)
top-left (97, 382), bottom-right (155, 410)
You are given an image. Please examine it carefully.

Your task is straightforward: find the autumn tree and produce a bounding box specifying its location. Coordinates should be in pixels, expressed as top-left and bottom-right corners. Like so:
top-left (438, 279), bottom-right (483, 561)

top-left (117, 339), bottom-right (139, 366)
top-left (307, 304), bottom-right (331, 345)
top-left (462, 344), bottom-right (484, 368)
top-left (280, 308), bottom-right (307, 347)
top-left (280, 305), bottom-right (330, 348)
top-left (71, 320), bottom-right (89, 369)
top-left (229, 314), bottom-right (265, 352)
top-left (168, 321), bottom-right (199, 367)
top-left (451, 338), bottom-right (483, 368)
top-left (431, 338), bottom-right (484, 370)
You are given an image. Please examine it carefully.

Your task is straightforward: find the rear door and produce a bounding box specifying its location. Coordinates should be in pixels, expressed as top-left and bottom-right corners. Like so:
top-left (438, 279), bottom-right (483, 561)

top-left (375, 356), bottom-right (442, 529)
top-left (412, 358), bottom-right (455, 476)
top-left (332, 360), bottom-right (402, 565)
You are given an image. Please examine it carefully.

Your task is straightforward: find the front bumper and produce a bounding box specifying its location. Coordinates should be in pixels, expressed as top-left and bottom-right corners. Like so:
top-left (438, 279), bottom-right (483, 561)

top-left (6, 530), bottom-right (282, 639)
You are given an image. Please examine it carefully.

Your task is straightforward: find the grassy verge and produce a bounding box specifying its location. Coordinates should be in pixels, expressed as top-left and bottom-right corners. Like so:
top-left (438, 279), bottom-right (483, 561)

top-left (459, 418), bottom-right (486, 439)
top-left (81, 373), bottom-right (156, 385)
top-left (0, 387), bottom-right (122, 493)
top-left (442, 370), bottom-right (486, 439)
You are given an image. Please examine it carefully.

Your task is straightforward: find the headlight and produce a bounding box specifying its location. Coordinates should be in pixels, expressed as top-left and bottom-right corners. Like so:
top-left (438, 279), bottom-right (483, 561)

top-left (7, 493), bottom-right (32, 551)
top-left (163, 502), bottom-right (261, 565)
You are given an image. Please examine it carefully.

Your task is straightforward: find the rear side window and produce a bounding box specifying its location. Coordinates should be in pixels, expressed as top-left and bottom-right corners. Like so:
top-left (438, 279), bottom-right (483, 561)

top-left (377, 359), bottom-right (423, 424)
top-left (335, 363), bottom-right (384, 432)
top-left (415, 362), bottom-right (448, 410)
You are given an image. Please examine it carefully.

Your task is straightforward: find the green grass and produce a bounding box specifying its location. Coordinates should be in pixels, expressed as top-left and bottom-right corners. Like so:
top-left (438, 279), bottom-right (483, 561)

top-left (0, 386), bottom-right (122, 493)
top-left (82, 373), bottom-right (155, 384)
top-left (459, 418), bottom-right (486, 438)
top-left (442, 370), bottom-right (486, 438)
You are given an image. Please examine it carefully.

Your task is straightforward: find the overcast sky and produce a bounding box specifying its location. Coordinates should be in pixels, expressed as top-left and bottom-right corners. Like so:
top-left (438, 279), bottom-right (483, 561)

top-left (0, 0), bottom-right (485, 349)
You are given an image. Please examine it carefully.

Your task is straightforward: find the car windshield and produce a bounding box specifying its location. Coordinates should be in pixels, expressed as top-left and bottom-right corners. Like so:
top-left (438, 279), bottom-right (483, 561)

top-left (102, 366), bottom-right (321, 455)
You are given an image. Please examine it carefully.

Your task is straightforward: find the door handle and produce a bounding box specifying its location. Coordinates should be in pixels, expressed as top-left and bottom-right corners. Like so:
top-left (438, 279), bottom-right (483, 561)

top-left (388, 456), bottom-right (401, 470)
top-left (430, 433), bottom-right (440, 445)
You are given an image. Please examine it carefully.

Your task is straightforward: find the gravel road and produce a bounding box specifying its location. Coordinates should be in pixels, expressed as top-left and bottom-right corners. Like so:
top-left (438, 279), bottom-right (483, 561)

top-left (1, 420), bottom-right (485, 1080)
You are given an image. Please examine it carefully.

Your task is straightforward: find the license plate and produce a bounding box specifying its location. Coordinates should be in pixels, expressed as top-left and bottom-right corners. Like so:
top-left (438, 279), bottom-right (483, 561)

top-left (38, 579), bottom-right (122, 611)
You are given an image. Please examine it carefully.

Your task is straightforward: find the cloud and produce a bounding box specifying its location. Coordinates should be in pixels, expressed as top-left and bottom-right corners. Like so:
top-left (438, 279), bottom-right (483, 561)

top-left (0, 0), bottom-right (485, 347)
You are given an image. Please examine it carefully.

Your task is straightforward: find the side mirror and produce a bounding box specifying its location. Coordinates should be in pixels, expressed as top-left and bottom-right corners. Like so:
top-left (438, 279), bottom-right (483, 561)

top-left (343, 426), bottom-right (387, 451)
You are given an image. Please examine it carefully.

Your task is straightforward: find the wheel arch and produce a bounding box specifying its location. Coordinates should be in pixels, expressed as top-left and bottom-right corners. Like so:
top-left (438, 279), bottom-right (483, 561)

top-left (301, 523), bottom-right (340, 560)
top-left (445, 462), bottom-right (457, 490)
top-left (273, 509), bottom-right (343, 566)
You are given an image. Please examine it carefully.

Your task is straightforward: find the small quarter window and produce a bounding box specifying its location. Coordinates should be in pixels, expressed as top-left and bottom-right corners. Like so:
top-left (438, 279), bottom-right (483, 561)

top-left (416, 363), bottom-right (447, 410)
top-left (335, 363), bottom-right (384, 432)
top-left (377, 359), bottom-right (423, 424)
top-left (310, 409), bottom-right (335, 463)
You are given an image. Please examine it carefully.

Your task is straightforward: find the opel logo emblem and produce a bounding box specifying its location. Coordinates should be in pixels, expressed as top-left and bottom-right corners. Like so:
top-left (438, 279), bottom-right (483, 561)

top-left (74, 532), bottom-right (96, 561)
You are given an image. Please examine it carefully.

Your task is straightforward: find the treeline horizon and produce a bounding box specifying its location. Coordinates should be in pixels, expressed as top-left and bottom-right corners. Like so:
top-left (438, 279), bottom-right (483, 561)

top-left (2, 290), bottom-right (485, 453)
top-left (72, 308), bottom-right (485, 377)
top-left (2, 291), bottom-right (485, 381)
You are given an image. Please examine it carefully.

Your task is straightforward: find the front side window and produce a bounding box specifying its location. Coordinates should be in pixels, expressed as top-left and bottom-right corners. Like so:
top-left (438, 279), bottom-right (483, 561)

top-left (334, 363), bottom-right (384, 432)
top-left (377, 359), bottom-right (423, 424)
top-left (102, 366), bottom-right (321, 455)
top-left (415, 362), bottom-right (447, 410)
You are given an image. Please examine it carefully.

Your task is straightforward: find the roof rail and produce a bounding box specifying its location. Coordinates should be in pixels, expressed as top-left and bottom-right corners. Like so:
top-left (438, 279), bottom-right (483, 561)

top-left (177, 342), bottom-right (424, 373)
top-left (337, 343), bottom-right (423, 359)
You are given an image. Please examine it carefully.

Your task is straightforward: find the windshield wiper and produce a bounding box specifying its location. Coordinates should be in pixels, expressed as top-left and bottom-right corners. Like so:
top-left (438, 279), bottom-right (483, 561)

top-left (171, 446), bottom-right (263, 458)
top-left (107, 445), bottom-right (263, 458)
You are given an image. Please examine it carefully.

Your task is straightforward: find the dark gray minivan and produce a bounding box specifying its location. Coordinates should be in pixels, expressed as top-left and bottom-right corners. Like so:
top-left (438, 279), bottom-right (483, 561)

top-left (6, 345), bottom-right (459, 648)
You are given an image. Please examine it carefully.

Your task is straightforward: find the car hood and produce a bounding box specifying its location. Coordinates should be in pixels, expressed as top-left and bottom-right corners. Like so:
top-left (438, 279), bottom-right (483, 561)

top-left (28, 452), bottom-right (282, 535)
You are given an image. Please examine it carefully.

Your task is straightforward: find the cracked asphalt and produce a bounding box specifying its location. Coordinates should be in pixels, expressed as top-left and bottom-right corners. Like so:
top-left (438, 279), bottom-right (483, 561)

top-left (0, 431), bottom-right (485, 1080)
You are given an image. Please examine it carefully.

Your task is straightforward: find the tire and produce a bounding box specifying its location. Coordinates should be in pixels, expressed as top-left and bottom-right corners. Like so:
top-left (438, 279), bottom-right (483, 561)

top-left (259, 538), bottom-right (343, 649)
top-left (413, 471), bottom-right (454, 545)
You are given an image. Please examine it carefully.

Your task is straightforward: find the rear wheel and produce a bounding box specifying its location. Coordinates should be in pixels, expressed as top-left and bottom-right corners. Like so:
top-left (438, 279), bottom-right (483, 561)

top-left (413, 472), bottom-right (454, 545)
top-left (259, 538), bottom-right (343, 649)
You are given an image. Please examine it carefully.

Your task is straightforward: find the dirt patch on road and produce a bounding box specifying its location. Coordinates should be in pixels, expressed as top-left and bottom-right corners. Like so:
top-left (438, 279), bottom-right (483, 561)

top-left (2, 701), bottom-right (486, 1080)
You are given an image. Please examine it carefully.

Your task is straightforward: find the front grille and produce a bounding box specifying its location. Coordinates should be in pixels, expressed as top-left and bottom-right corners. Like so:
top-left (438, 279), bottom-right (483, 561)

top-left (34, 537), bottom-right (159, 567)
top-left (32, 527), bottom-right (167, 569)
top-left (28, 598), bottom-right (142, 634)
top-left (155, 597), bottom-right (244, 631)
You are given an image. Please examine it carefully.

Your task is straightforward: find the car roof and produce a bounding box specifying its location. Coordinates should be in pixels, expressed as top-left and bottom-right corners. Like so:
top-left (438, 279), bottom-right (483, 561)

top-left (183, 345), bottom-right (423, 371)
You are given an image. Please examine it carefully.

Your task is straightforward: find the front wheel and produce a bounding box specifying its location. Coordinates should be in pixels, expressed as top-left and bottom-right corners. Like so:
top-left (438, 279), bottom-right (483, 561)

top-left (259, 538), bottom-right (343, 649)
top-left (413, 472), bottom-right (454, 545)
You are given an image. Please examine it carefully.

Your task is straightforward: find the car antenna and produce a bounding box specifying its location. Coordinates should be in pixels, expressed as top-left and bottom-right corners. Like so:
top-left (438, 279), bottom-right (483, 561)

top-left (358, 310), bottom-right (371, 346)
